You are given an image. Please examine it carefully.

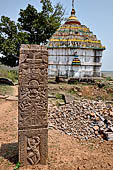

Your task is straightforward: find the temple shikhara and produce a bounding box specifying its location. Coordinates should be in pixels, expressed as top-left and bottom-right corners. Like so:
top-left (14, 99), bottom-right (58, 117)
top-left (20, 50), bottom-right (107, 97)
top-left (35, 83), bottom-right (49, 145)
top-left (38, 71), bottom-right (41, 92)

top-left (47, 0), bottom-right (105, 80)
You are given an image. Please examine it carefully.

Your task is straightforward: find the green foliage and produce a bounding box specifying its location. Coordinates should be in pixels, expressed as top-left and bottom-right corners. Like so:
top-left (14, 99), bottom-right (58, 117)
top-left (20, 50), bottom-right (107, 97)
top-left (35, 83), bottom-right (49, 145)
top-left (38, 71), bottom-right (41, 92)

top-left (14, 162), bottom-right (21, 170)
top-left (0, 16), bottom-right (17, 38)
top-left (0, 16), bottom-right (29, 66)
top-left (0, 0), bottom-right (64, 67)
top-left (18, 2), bottom-right (64, 44)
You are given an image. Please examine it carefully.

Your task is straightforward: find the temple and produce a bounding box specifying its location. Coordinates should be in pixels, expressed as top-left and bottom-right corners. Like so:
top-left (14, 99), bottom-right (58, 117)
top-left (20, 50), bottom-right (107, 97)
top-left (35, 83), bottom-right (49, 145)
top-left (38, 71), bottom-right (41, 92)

top-left (47, 1), bottom-right (105, 80)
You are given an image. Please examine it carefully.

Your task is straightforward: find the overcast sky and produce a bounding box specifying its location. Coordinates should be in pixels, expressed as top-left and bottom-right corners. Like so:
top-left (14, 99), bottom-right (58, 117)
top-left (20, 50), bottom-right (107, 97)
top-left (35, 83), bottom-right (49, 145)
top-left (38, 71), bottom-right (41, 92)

top-left (0, 0), bottom-right (113, 71)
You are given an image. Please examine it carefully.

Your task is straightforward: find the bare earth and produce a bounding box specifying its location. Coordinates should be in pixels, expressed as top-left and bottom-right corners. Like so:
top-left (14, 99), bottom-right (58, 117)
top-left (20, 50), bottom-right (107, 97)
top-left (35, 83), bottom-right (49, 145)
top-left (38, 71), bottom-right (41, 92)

top-left (0, 86), bottom-right (113, 170)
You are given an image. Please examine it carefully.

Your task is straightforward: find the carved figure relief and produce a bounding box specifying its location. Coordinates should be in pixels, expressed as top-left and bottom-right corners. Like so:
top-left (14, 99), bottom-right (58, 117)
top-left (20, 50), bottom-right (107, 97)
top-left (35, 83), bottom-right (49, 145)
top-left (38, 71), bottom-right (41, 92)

top-left (27, 137), bottom-right (40, 165)
top-left (23, 110), bottom-right (47, 127)
top-left (19, 45), bottom-right (48, 166)
top-left (28, 80), bottom-right (39, 98)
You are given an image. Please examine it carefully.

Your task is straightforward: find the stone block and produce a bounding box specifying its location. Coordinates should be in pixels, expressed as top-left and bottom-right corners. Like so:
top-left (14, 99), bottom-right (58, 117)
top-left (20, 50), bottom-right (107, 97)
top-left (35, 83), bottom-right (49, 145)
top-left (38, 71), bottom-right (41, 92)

top-left (18, 45), bottom-right (48, 166)
top-left (18, 129), bottom-right (48, 165)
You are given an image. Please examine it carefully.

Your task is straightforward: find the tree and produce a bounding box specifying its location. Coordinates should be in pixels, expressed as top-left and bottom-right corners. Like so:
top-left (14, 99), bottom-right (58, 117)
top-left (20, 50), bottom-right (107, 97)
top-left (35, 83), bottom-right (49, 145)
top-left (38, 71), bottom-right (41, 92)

top-left (0, 0), bottom-right (64, 67)
top-left (18, 1), bottom-right (64, 44)
top-left (0, 16), bottom-right (29, 66)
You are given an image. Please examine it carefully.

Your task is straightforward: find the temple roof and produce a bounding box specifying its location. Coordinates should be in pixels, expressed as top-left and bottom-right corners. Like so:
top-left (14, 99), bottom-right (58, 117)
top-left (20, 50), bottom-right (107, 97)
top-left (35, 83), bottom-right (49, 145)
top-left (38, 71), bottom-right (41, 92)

top-left (48, 8), bottom-right (105, 50)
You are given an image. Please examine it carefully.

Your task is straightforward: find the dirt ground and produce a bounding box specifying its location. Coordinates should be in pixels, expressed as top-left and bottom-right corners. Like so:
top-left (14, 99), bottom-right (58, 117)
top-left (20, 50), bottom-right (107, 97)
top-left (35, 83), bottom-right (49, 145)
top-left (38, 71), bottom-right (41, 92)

top-left (0, 85), bottom-right (113, 170)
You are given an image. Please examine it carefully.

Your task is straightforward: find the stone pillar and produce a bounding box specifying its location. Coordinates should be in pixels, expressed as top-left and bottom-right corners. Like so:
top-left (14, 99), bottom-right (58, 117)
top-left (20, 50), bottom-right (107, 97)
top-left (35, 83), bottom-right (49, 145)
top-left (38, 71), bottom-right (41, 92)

top-left (18, 45), bottom-right (48, 166)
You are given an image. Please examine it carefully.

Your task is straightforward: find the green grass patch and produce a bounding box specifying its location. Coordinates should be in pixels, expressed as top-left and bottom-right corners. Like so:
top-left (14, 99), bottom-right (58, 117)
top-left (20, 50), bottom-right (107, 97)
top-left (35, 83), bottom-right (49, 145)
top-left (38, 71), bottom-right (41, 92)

top-left (109, 93), bottom-right (113, 100)
top-left (0, 157), bottom-right (4, 163)
top-left (56, 93), bottom-right (63, 99)
top-left (68, 88), bottom-right (76, 94)
top-left (106, 77), bottom-right (112, 81)
top-left (68, 79), bottom-right (78, 85)
top-left (0, 69), bottom-right (18, 82)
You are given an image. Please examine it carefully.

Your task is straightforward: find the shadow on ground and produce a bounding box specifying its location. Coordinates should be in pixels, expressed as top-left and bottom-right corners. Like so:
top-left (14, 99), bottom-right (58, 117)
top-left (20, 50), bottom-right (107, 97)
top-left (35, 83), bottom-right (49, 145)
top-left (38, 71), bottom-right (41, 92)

top-left (0, 142), bottom-right (18, 164)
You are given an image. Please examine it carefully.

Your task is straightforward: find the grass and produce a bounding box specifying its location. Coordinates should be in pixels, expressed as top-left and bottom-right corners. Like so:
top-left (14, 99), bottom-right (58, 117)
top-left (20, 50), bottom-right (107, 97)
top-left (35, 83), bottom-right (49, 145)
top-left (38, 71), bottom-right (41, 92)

top-left (109, 93), bottom-right (113, 100)
top-left (56, 100), bottom-right (60, 107)
top-left (0, 85), bottom-right (13, 95)
top-left (106, 77), bottom-right (113, 81)
top-left (56, 93), bottom-right (63, 99)
top-left (0, 69), bottom-right (18, 83)
top-left (0, 157), bottom-right (4, 163)
top-left (68, 88), bottom-right (76, 94)
top-left (68, 80), bottom-right (78, 85)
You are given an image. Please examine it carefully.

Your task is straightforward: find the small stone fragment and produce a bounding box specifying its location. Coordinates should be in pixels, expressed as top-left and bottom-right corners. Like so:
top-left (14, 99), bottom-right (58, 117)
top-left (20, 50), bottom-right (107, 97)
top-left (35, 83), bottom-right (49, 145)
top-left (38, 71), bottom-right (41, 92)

top-left (93, 126), bottom-right (99, 131)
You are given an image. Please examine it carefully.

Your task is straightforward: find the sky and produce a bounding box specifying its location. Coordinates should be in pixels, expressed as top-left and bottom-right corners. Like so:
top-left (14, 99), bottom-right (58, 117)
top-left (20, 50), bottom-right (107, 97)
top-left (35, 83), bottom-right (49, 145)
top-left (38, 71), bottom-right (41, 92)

top-left (0, 0), bottom-right (113, 71)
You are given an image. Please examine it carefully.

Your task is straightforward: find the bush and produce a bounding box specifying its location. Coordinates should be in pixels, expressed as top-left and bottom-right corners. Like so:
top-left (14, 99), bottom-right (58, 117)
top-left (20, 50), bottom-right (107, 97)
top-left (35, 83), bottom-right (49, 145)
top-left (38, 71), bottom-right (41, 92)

top-left (106, 77), bottom-right (112, 81)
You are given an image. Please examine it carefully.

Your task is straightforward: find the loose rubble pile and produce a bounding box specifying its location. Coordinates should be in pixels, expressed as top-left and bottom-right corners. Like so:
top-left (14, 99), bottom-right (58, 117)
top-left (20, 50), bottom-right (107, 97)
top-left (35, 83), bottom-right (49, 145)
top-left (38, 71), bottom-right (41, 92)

top-left (48, 99), bottom-right (113, 140)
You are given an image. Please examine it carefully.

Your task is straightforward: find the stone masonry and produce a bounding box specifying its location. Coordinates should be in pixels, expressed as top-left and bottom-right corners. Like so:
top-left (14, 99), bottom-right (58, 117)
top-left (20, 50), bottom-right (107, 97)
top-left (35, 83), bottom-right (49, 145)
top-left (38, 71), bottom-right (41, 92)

top-left (18, 45), bottom-right (48, 166)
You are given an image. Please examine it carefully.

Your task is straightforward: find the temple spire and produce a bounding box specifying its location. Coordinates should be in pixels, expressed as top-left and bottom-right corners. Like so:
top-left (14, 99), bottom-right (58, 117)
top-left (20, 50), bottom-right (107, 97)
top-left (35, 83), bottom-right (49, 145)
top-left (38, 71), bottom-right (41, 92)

top-left (71, 0), bottom-right (75, 15)
top-left (72, 0), bottom-right (74, 9)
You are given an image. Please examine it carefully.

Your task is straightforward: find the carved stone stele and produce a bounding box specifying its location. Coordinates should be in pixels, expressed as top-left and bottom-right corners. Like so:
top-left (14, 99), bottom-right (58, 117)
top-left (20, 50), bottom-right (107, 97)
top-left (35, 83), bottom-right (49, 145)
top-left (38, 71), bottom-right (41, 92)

top-left (18, 45), bottom-right (48, 166)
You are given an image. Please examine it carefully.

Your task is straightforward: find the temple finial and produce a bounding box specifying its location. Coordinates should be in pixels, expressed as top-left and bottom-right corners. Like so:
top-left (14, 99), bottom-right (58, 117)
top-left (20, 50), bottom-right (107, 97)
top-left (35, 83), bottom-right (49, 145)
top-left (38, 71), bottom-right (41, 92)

top-left (72, 0), bottom-right (74, 9)
top-left (71, 0), bottom-right (75, 15)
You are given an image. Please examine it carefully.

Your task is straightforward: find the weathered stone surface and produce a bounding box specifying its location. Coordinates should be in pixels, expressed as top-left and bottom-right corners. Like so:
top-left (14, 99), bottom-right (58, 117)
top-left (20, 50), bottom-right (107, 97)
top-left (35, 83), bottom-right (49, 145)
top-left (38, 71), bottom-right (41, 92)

top-left (18, 45), bottom-right (48, 166)
top-left (109, 112), bottom-right (113, 117)
top-left (19, 129), bottom-right (48, 165)
top-left (64, 94), bottom-right (75, 104)
top-left (0, 95), bottom-right (9, 99)
top-left (93, 126), bottom-right (99, 131)
top-left (6, 96), bottom-right (18, 101)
